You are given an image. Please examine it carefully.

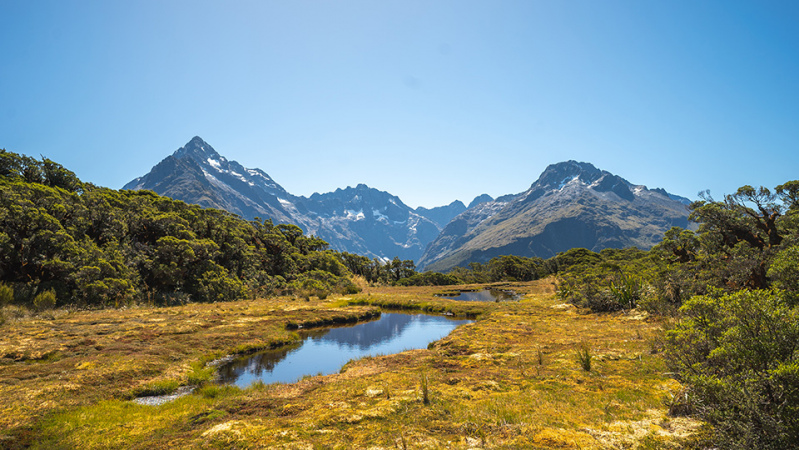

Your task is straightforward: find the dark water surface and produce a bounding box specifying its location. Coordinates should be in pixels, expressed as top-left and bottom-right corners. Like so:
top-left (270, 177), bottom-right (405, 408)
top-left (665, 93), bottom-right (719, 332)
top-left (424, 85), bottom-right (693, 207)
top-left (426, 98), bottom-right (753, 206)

top-left (437, 289), bottom-right (519, 302)
top-left (217, 313), bottom-right (472, 388)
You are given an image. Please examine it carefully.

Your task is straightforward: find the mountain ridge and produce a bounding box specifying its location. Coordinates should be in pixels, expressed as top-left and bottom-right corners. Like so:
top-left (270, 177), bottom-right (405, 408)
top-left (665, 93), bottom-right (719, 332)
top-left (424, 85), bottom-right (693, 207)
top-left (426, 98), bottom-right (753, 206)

top-left (417, 160), bottom-right (690, 271)
top-left (125, 139), bottom-right (691, 267)
top-left (124, 137), bottom-right (445, 261)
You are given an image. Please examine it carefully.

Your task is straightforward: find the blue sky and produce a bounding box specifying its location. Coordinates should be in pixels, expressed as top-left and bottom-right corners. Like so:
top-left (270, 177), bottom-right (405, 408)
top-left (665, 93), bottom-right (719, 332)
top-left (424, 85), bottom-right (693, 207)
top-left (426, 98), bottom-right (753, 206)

top-left (1, 1), bottom-right (797, 208)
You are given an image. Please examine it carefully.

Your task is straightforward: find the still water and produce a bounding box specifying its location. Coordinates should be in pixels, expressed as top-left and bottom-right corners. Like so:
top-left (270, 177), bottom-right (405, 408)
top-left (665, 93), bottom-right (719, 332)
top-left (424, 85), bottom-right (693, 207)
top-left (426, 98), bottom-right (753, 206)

top-left (437, 289), bottom-right (519, 302)
top-left (217, 313), bottom-right (471, 388)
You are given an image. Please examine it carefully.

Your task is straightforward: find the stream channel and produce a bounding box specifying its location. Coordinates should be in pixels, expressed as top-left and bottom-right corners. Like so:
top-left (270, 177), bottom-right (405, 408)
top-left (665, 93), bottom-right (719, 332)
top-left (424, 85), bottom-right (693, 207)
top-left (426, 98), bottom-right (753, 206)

top-left (216, 312), bottom-right (472, 388)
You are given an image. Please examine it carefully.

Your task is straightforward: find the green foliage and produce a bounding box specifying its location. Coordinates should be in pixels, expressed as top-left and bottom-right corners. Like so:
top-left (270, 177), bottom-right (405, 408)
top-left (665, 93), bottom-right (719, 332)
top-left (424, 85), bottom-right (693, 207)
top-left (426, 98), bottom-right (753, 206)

top-left (195, 267), bottom-right (247, 303)
top-left (486, 255), bottom-right (544, 281)
top-left (609, 272), bottom-right (642, 310)
top-left (33, 289), bottom-right (57, 311)
top-left (0, 283), bottom-right (12, 306)
top-left (575, 342), bottom-right (592, 372)
top-left (342, 285), bottom-right (361, 295)
top-left (420, 373), bottom-right (430, 405)
top-left (335, 252), bottom-right (417, 285)
top-left (0, 149), bottom-right (378, 307)
top-left (664, 290), bottom-right (799, 449)
top-left (767, 246), bottom-right (799, 305)
top-left (448, 255), bottom-right (547, 284)
top-left (555, 248), bottom-right (656, 312)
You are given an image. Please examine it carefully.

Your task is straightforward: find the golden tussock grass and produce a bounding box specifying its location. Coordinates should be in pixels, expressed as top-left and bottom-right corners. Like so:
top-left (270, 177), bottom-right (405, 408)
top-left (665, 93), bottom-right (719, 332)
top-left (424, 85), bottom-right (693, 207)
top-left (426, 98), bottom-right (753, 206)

top-left (0, 279), bottom-right (702, 448)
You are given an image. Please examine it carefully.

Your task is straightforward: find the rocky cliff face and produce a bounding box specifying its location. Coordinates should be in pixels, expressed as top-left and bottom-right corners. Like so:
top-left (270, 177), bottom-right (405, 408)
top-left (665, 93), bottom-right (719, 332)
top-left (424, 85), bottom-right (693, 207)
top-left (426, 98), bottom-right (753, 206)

top-left (417, 161), bottom-right (691, 272)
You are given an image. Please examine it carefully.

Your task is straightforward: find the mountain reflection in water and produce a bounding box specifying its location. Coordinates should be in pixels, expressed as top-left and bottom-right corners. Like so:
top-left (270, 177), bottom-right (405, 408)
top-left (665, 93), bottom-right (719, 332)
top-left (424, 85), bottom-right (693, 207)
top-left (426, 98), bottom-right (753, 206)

top-left (217, 313), bottom-right (471, 388)
top-left (437, 289), bottom-right (518, 302)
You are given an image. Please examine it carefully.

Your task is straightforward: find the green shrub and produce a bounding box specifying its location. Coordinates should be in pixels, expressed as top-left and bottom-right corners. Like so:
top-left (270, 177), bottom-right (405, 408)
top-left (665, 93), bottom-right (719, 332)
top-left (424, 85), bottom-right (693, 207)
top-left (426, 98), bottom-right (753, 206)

top-left (396, 271), bottom-right (461, 286)
top-left (664, 290), bottom-right (799, 449)
top-left (575, 342), bottom-right (592, 372)
top-left (33, 289), bottom-right (57, 311)
top-left (342, 285), bottom-right (361, 295)
top-left (195, 268), bottom-right (247, 303)
top-left (198, 384), bottom-right (222, 399)
top-left (186, 361), bottom-right (215, 386)
top-left (0, 283), bottom-right (13, 306)
top-left (420, 373), bottom-right (430, 405)
top-left (609, 272), bottom-right (641, 310)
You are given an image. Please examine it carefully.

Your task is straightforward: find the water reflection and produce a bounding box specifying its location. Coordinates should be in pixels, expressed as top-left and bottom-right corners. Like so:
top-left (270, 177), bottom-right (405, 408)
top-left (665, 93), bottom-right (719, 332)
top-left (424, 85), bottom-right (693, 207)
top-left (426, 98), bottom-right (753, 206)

top-left (437, 289), bottom-right (519, 302)
top-left (217, 313), bottom-right (471, 388)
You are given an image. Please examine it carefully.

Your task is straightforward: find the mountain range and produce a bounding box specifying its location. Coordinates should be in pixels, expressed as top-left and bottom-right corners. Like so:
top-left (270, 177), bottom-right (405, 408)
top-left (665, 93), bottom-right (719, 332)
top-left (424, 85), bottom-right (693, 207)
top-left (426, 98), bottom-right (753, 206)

top-left (124, 137), bottom-right (690, 269)
top-left (124, 137), bottom-right (483, 261)
top-left (417, 160), bottom-right (691, 271)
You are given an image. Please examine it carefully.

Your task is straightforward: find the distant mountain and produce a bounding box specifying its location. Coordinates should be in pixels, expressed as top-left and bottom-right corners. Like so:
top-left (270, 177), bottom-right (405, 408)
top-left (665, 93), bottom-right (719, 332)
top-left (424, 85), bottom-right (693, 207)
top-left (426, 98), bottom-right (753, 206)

top-left (415, 194), bottom-right (498, 229)
top-left (467, 194), bottom-right (494, 209)
top-left (300, 184), bottom-right (441, 261)
top-left (124, 137), bottom-right (443, 261)
top-left (415, 200), bottom-right (466, 229)
top-left (417, 161), bottom-right (691, 272)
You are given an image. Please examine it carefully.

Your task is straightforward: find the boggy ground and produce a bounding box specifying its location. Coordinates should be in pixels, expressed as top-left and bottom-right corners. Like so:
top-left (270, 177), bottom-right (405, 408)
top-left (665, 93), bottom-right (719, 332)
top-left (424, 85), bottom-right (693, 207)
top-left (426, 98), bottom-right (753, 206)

top-left (0, 280), bottom-right (702, 449)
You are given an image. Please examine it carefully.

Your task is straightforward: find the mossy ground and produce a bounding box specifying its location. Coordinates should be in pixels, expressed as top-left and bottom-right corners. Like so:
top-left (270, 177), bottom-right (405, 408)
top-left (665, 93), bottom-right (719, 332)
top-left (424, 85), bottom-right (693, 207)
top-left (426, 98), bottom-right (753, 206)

top-left (0, 279), bottom-right (702, 448)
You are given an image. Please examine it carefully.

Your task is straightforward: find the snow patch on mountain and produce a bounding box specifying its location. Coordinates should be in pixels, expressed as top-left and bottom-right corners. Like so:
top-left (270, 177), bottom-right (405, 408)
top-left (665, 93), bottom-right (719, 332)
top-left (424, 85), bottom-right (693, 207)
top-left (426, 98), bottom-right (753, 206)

top-left (345, 209), bottom-right (365, 221)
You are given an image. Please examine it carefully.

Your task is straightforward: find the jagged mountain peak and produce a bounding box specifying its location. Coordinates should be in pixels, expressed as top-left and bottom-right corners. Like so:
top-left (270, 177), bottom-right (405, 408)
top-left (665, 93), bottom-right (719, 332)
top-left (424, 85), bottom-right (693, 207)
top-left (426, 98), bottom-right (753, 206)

top-left (468, 194), bottom-right (494, 209)
top-left (173, 136), bottom-right (222, 161)
top-left (123, 137), bottom-right (293, 224)
top-left (312, 184), bottom-right (406, 208)
top-left (534, 160), bottom-right (608, 190)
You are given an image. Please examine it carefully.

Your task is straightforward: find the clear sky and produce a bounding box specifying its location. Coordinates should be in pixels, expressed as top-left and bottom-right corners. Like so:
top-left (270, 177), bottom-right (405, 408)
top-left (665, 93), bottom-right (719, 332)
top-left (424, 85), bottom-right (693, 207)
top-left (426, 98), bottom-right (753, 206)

top-left (1, 1), bottom-right (797, 208)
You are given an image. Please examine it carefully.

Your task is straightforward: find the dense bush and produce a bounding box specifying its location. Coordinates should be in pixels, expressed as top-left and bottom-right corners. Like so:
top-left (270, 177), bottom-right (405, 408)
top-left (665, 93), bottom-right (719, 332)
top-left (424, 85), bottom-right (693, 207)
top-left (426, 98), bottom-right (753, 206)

top-left (768, 246), bottom-right (799, 305)
top-left (664, 290), bottom-right (799, 449)
top-left (554, 248), bottom-right (655, 311)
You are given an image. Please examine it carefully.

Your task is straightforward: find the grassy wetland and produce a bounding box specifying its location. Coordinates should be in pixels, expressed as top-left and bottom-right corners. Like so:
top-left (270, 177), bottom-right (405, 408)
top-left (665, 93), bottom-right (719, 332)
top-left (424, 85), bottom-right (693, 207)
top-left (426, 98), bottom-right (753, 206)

top-left (0, 279), bottom-right (702, 449)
